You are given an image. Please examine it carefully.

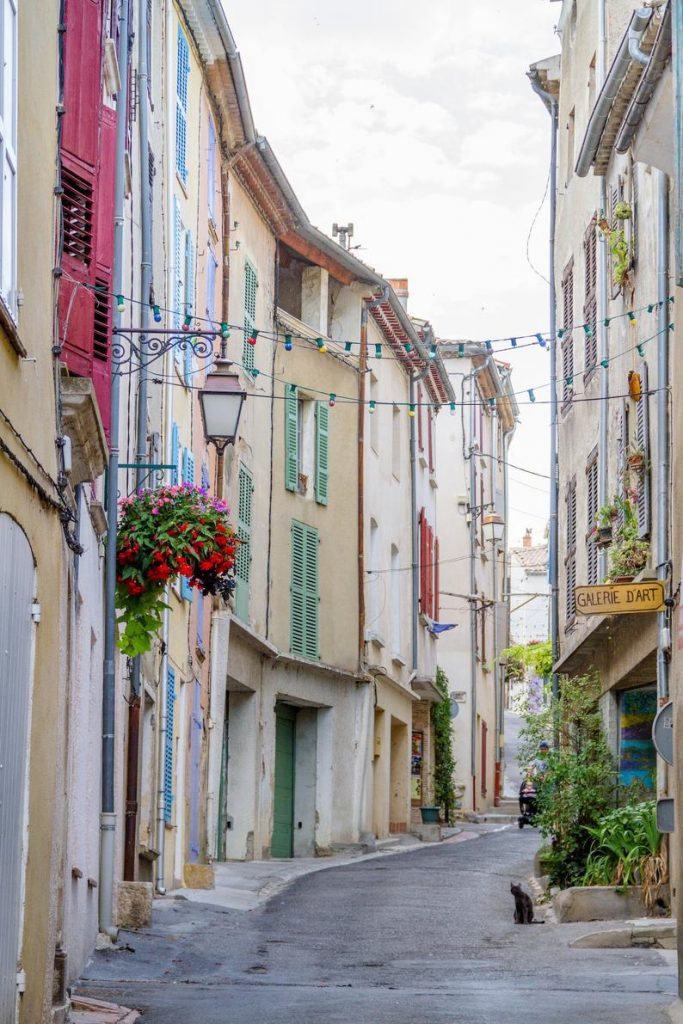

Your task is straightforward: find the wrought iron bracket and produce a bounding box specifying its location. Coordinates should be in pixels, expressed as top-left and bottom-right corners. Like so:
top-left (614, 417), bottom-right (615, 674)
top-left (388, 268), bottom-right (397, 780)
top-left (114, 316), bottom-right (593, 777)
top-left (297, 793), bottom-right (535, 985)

top-left (112, 327), bottom-right (218, 372)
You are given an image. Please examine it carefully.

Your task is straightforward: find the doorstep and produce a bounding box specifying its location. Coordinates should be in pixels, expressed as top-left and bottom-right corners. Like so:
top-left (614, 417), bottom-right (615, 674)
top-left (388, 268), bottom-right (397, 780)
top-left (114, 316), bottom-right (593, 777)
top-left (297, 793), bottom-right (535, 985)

top-left (68, 995), bottom-right (139, 1024)
top-left (570, 917), bottom-right (676, 950)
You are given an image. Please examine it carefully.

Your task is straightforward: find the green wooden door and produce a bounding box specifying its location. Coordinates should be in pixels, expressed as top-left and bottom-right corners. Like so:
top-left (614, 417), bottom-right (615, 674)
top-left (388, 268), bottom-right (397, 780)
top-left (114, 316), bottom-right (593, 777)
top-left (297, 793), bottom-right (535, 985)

top-left (272, 705), bottom-right (297, 858)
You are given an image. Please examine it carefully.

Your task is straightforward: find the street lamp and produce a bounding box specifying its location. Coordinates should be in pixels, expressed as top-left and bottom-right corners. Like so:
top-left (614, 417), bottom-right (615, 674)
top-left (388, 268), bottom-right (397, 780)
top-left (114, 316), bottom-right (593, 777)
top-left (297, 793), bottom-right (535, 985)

top-left (199, 359), bottom-right (246, 492)
top-left (482, 512), bottom-right (505, 545)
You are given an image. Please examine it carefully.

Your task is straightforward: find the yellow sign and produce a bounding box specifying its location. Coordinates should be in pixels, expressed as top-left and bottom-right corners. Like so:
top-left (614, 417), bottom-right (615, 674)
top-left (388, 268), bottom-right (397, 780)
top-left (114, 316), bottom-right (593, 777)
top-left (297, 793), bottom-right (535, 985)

top-left (575, 581), bottom-right (665, 615)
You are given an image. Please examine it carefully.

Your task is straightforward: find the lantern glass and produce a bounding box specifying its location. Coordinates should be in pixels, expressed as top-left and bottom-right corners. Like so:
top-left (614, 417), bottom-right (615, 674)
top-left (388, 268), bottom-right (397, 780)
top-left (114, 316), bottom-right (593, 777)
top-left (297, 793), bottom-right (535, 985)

top-left (199, 362), bottom-right (246, 447)
top-left (482, 513), bottom-right (505, 545)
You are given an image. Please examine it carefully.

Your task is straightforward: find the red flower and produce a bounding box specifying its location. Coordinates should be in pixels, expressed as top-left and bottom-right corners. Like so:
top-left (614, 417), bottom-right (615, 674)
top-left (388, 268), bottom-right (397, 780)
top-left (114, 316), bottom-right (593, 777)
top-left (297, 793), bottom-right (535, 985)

top-left (126, 580), bottom-right (146, 596)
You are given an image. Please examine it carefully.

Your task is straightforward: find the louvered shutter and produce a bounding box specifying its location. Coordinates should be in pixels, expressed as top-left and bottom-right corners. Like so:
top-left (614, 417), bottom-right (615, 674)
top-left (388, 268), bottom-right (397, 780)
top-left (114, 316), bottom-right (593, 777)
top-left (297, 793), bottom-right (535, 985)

top-left (315, 401), bottom-right (329, 505)
top-left (419, 508), bottom-right (427, 613)
top-left (234, 463), bottom-right (253, 621)
top-left (173, 197), bottom-right (183, 335)
top-left (243, 261), bottom-right (257, 371)
top-left (562, 264), bottom-right (574, 405)
top-left (183, 229), bottom-right (195, 384)
top-left (171, 422), bottom-right (180, 484)
top-left (565, 481), bottom-right (577, 623)
top-left (284, 385), bottom-right (298, 492)
top-left (586, 457), bottom-right (599, 584)
top-left (617, 403), bottom-right (629, 530)
top-left (426, 523), bottom-right (434, 618)
top-left (303, 526), bottom-right (320, 659)
top-left (180, 450), bottom-right (195, 600)
top-left (176, 27), bottom-right (189, 183)
top-left (164, 668), bottom-right (176, 823)
top-left (291, 521), bottom-right (319, 658)
top-left (583, 221), bottom-right (597, 372)
top-left (636, 361), bottom-right (651, 538)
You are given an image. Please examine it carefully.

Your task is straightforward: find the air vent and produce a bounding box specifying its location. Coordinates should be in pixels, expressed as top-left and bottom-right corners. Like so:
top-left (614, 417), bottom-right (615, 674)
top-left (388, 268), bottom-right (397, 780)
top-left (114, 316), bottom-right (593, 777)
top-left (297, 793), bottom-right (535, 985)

top-left (93, 280), bottom-right (110, 362)
top-left (62, 168), bottom-right (94, 264)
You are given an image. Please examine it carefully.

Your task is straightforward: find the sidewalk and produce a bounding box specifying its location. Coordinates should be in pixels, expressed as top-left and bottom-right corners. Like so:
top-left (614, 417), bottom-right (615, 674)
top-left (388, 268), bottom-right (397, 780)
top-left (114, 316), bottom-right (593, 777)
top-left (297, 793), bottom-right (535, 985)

top-left (164, 828), bottom-right (471, 912)
top-left (69, 995), bottom-right (139, 1023)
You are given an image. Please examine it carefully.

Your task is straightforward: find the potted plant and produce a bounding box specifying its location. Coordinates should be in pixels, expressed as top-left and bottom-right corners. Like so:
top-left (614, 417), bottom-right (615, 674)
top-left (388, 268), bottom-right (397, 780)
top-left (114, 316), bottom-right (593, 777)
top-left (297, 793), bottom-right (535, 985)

top-left (595, 501), bottom-right (618, 547)
top-left (626, 445), bottom-right (647, 472)
top-left (116, 483), bottom-right (237, 656)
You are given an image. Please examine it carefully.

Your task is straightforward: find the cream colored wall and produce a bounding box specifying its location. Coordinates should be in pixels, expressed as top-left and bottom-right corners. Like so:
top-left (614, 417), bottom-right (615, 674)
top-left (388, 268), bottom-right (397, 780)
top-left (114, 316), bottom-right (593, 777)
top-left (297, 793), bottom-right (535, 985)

top-left (0, 1), bottom-right (66, 1020)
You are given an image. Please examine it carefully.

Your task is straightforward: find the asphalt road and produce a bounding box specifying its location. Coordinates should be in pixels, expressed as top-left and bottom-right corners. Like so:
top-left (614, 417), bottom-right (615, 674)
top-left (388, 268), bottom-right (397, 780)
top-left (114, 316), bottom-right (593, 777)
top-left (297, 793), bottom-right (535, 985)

top-left (77, 827), bottom-right (675, 1023)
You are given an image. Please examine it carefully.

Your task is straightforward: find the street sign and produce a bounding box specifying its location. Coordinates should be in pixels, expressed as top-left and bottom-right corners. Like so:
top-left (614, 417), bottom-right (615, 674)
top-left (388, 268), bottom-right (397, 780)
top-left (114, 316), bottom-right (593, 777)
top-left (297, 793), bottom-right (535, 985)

top-left (656, 798), bottom-right (675, 834)
top-left (652, 701), bottom-right (674, 766)
top-left (575, 581), bottom-right (665, 616)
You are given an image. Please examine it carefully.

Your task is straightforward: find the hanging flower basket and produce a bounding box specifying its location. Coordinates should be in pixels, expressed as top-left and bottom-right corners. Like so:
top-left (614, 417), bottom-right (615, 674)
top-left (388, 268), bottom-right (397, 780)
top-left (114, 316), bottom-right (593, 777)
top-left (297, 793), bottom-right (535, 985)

top-left (116, 484), bottom-right (237, 657)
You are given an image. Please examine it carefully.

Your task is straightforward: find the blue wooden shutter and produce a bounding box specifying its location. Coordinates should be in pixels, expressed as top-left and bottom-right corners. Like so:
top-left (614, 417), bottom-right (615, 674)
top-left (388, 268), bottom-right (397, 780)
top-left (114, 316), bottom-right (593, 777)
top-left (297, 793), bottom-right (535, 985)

top-left (315, 401), bottom-right (329, 505)
top-left (290, 521), bottom-right (319, 658)
top-left (173, 197), bottom-right (183, 338)
top-left (243, 261), bottom-right (257, 371)
top-left (164, 668), bottom-right (176, 823)
top-left (171, 422), bottom-right (180, 484)
top-left (206, 247), bottom-right (217, 323)
top-left (175, 27), bottom-right (189, 182)
top-left (235, 463), bottom-right (253, 621)
top-left (180, 449), bottom-right (195, 600)
top-left (183, 229), bottom-right (194, 384)
top-left (284, 385), bottom-right (298, 492)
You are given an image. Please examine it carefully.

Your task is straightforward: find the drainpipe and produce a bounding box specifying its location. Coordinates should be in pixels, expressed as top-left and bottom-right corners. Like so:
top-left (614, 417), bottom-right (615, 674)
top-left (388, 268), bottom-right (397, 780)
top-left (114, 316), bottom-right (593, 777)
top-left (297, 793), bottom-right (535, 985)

top-left (656, 170), bottom-right (670, 704)
top-left (490, 411), bottom-right (500, 805)
top-left (358, 306), bottom-right (368, 671)
top-left (675, 0), bottom-right (683, 287)
top-left (527, 70), bottom-right (559, 725)
top-left (124, 0), bottom-right (154, 884)
top-left (468, 379), bottom-right (478, 808)
top-left (100, 0), bottom-right (129, 939)
top-left (410, 359), bottom-right (433, 675)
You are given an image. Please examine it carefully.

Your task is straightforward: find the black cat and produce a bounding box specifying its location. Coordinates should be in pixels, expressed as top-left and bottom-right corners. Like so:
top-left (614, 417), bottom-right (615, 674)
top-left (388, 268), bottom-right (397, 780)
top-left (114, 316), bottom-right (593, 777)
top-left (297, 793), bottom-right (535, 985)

top-left (510, 882), bottom-right (542, 924)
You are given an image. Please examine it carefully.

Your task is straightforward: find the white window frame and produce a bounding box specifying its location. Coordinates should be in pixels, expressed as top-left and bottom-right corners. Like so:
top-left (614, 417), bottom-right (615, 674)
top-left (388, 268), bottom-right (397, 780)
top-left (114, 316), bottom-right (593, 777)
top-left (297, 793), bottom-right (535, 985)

top-left (0, 0), bottom-right (17, 319)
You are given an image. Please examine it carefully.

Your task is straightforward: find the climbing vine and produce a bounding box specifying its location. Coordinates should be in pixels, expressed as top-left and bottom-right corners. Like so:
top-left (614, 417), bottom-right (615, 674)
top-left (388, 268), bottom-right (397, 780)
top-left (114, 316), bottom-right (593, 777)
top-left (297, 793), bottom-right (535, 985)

top-left (432, 667), bottom-right (456, 824)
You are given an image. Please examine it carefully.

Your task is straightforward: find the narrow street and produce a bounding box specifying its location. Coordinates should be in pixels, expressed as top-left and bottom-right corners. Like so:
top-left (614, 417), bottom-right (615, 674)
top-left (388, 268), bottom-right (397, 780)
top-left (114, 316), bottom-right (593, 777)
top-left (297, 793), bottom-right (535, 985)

top-left (76, 826), bottom-right (675, 1024)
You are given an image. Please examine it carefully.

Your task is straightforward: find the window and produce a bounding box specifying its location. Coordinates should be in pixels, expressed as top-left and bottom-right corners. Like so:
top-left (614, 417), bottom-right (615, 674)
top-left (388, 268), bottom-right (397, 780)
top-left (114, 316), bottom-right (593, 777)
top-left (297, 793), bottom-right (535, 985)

top-left (206, 245), bottom-right (218, 322)
top-left (565, 478), bottom-right (577, 625)
top-left (243, 260), bottom-right (257, 371)
top-left (609, 179), bottom-right (624, 298)
top-left (392, 405), bottom-right (401, 479)
top-left (183, 228), bottom-right (194, 384)
top-left (172, 197), bottom-right (183, 335)
top-left (284, 388), bottom-right (329, 503)
top-left (586, 452), bottom-right (599, 585)
top-left (391, 544), bottom-right (401, 654)
top-left (290, 520), bottom-right (319, 659)
top-left (234, 463), bottom-right (253, 621)
top-left (176, 26), bottom-right (189, 183)
top-left (583, 220), bottom-right (597, 375)
top-left (284, 385), bottom-right (298, 491)
top-left (566, 107), bottom-right (575, 185)
top-left (561, 260), bottom-right (574, 407)
top-left (164, 668), bottom-right (176, 823)
top-left (314, 401), bottom-right (329, 505)
top-left (635, 361), bottom-right (651, 538)
top-left (180, 448), bottom-right (195, 600)
top-left (419, 508), bottom-right (436, 619)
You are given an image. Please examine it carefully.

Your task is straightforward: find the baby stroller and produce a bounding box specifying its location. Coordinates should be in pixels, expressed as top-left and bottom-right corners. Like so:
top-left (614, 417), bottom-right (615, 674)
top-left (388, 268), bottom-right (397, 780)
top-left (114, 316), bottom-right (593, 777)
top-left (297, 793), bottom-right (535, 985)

top-left (518, 777), bottom-right (538, 829)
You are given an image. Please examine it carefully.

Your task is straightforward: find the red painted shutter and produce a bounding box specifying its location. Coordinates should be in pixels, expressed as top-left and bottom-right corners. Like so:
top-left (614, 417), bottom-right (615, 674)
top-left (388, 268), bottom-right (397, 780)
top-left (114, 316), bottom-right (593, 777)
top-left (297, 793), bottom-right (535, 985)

top-left (426, 524), bottom-right (434, 618)
top-left (417, 384), bottom-right (423, 451)
top-left (96, 107), bottom-right (116, 272)
top-left (427, 409), bottom-right (434, 473)
top-left (62, 0), bottom-right (103, 171)
top-left (91, 105), bottom-right (117, 434)
top-left (419, 508), bottom-right (427, 613)
top-left (433, 537), bottom-right (440, 622)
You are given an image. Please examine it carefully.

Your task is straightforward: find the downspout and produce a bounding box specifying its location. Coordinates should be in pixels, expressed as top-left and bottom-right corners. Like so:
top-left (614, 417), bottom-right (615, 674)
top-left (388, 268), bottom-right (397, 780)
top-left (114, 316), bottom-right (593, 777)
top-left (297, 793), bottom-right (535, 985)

top-left (527, 70), bottom-right (560, 726)
top-left (124, 0), bottom-right (154, 884)
top-left (358, 306), bottom-right (368, 671)
top-left (490, 411), bottom-right (500, 805)
top-left (656, 170), bottom-right (670, 704)
top-left (100, 0), bottom-right (129, 939)
top-left (468, 378), bottom-right (478, 808)
top-left (410, 359), bottom-right (433, 675)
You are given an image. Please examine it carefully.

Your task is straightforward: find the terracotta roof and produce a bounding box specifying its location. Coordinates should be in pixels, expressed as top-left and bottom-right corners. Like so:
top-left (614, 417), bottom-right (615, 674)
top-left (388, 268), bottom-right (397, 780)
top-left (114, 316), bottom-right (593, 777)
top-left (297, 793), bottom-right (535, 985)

top-left (510, 545), bottom-right (548, 572)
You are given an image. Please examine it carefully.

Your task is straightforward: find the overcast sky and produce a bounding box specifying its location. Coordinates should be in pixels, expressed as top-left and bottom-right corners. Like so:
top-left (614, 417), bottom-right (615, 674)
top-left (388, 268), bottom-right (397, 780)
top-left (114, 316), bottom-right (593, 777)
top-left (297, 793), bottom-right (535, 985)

top-left (224, 1), bottom-right (560, 545)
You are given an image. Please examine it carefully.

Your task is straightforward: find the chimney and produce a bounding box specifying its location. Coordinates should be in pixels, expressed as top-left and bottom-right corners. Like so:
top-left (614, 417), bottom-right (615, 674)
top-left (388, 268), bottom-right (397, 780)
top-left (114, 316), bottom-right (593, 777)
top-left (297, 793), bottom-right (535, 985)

top-left (523, 528), bottom-right (533, 548)
top-left (388, 278), bottom-right (409, 311)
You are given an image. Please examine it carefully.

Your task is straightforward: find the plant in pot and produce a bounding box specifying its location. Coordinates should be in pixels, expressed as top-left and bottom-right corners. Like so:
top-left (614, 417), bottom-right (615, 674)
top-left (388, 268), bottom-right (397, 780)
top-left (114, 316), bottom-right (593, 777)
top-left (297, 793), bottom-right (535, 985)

top-left (606, 501), bottom-right (649, 582)
top-left (116, 483), bottom-right (238, 656)
top-left (595, 501), bottom-right (618, 547)
top-left (626, 444), bottom-right (647, 472)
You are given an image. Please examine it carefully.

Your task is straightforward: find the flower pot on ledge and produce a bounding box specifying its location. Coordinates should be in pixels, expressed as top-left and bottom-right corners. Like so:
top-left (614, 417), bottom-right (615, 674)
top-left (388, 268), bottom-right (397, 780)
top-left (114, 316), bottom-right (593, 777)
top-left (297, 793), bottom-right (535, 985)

top-left (420, 806), bottom-right (440, 824)
top-left (595, 527), bottom-right (613, 548)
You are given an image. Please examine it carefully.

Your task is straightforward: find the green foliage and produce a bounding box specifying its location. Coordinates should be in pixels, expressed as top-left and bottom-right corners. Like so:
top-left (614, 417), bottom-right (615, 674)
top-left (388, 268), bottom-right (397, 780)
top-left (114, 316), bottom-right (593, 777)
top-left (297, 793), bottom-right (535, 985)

top-left (581, 801), bottom-right (667, 910)
top-left (606, 499), bottom-right (649, 580)
top-left (501, 639), bottom-right (552, 681)
top-left (432, 667), bottom-right (456, 823)
top-left (519, 672), bottom-right (617, 888)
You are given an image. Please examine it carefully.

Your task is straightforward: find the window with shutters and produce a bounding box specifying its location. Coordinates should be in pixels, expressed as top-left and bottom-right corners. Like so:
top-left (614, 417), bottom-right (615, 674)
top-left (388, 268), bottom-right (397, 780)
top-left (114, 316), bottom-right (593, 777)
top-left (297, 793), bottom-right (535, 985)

top-left (172, 197), bottom-right (184, 336)
top-left (243, 260), bottom-right (257, 371)
top-left (583, 220), bottom-right (597, 376)
top-left (314, 401), bottom-right (329, 505)
top-left (616, 402), bottom-right (630, 530)
top-left (635, 361), bottom-right (651, 538)
top-left (284, 384), bottom-right (298, 491)
top-left (164, 668), bottom-right (176, 823)
top-left (183, 229), bottom-right (195, 384)
top-left (561, 260), bottom-right (574, 408)
top-left (290, 520), bottom-right (319, 659)
top-left (176, 26), bottom-right (189, 183)
top-left (180, 448), bottom-right (195, 600)
top-left (419, 508), bottom-right (437, 619)
top-left (0, 0), bottom-right (16, 315)
top-left (62, 167), bottom-right (94, 265)
top-left (609, 179), bottom-right (625, 298)
top-left (586, 451), bottom-right (599, 585)
top-left (93, 279), bottom-right (111, 363)
top-left (234, 463), bottom-right (253, 621)
top-left (565, 478), bottom-right (577, 626)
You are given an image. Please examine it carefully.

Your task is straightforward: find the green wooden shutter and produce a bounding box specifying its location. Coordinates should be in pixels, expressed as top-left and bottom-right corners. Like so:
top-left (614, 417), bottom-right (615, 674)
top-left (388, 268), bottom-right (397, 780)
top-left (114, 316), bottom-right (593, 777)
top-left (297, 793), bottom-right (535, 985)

top-left (314, 401), bottom-right (329, 506)
top-left (243, 261), bottom-right (257, 371)
top-left (284, 385), bottom-right (298, 492)
top-left (290, 520), bottom-right (319, 658)
top-left (234, 463), bottom-right (253, 621)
